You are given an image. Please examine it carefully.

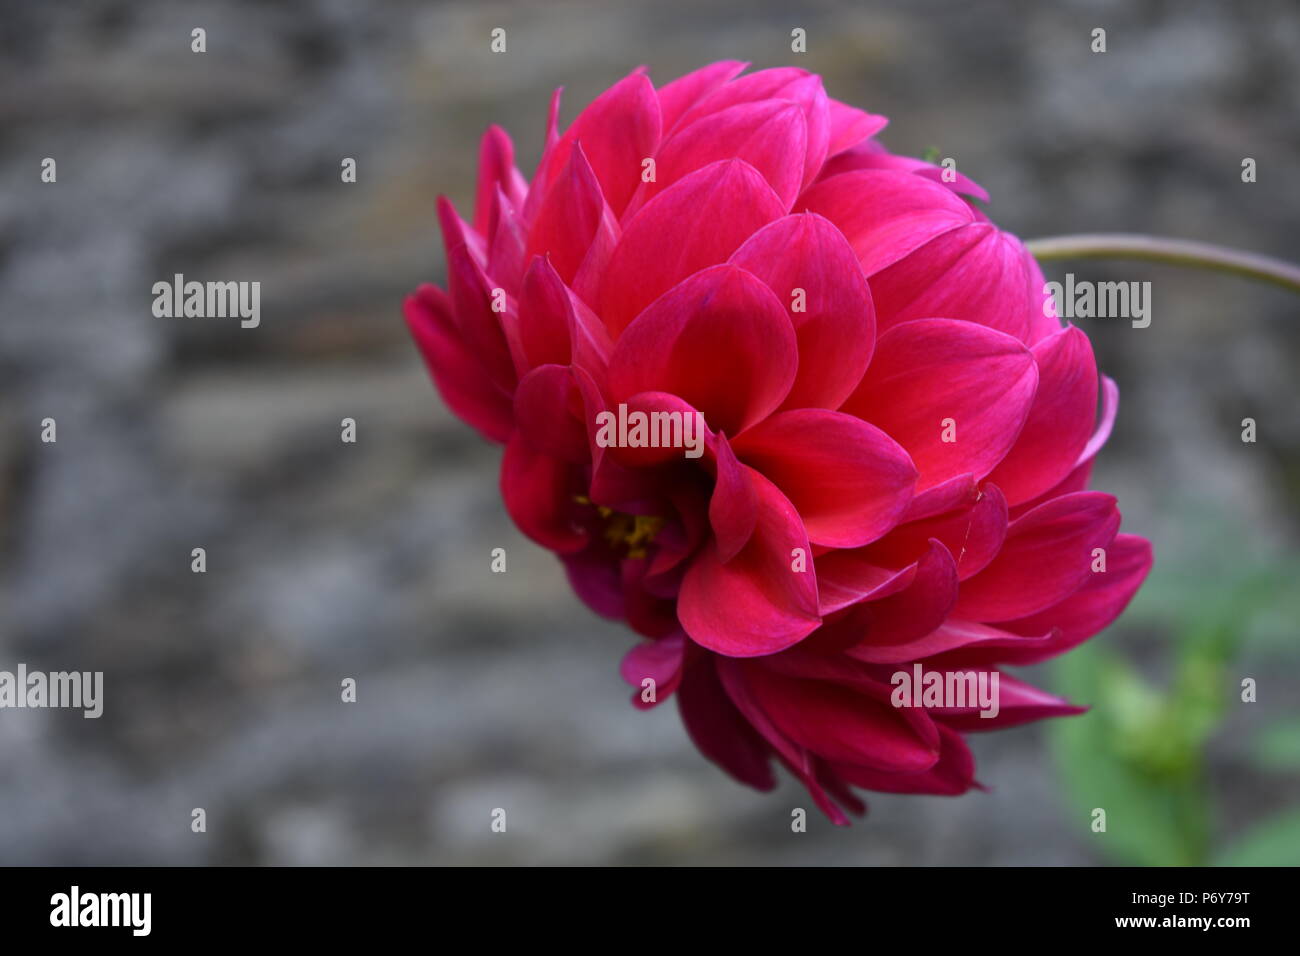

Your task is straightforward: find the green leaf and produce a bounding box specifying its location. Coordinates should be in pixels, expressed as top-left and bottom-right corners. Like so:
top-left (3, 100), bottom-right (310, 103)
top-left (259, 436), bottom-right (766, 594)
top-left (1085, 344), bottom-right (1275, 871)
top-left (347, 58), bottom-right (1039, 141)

top-left (1216, 810), bottom-right (1300, 866)
top-left (1050, 645), bottom-right (1211, 865)
top-left (1251, 719), bottom-right (1300, 771)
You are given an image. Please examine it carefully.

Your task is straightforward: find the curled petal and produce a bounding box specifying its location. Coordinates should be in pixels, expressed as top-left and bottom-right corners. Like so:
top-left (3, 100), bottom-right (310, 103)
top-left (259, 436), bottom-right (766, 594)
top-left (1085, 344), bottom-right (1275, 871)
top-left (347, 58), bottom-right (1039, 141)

top-left (679, 470), bottom-right (820, 656)
top-left (733, 409), bottom-right (916, 548)
top-left (710, 433), bottom-right (758, 564)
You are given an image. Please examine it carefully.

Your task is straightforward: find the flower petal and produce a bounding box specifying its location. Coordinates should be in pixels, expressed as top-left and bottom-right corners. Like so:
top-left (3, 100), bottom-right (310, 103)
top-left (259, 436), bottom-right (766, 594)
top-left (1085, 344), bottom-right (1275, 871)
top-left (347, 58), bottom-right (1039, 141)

top-left (621, 633), bottom-right (686, 711)
top-left (599, 159), bottom-right (786, 337)
top-left (404, 284), bottom-right (514, 443)
top-left (729, 213), bottom-right (876, 410)
top-left (993, 534), bottom-right (1153, 664)
top-left (739, 659), bottom-right (942, 773)
top-left (986, 325), bottom-right (1099, 505)
top-left (709, 433), bottom-right (758, 563)
top-left (500, 433), bottom-right (588, 553)
top-left (607, 263), bottom-right (797, 436)
top-left (656, 60), bottom-right (749, 132)
top-left (627, 99), bottom-right (807, 215)
top-left (678, 469), bottom-right (820, 656)
top-left (525, 142), bottom-right (618, 286)
top-left (831, 723), bottom-right (975, 796)
top-left (537, 72), bottom-right (661, 218)
top-left (677, 654), bottom-right (776, 790)
top-left (860, 483), bottom-right (1008, 580)
top-left (955, 491), bottom-right (1121, 621)
top-left (841, 318), bottom-right (1038, 492)
top-left (732, 409), bottom-right (916, 548)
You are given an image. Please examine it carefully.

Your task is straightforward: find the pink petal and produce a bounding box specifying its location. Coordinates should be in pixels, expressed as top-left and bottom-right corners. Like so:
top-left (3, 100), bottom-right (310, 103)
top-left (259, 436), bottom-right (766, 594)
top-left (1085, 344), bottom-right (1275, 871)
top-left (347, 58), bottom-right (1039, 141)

top-left (841, 318), bottom-right (1038, 492)
top-left (516, 256), bottom-right (573, 370)
top-left (926, 671), bottom-right (1087, 730)
top-left (1079, 374), bottom-right (1120, 466)
top-left (985, 326), bottom-right (1099, 505)
top-left (831, 723), bottom-right (975, 796)
top-left (729, 213), bottom-right (876, 410)
top-left (606, 263), bottom-right (797, 436)
top-left (866, 222), bottom-right (1042, 341)
top-left (602, 390), bottom-right (711, 469)
top-left (710, 433), bottom-right (758, 563)
top-left (538, 72), bottom-right (662, 218)
top-left (445, 240), bottom-right (519, 393)
top-left (620, 632), bottom-right (686, 709)
top-left (955, 491), bottom-right (1121, 621)
top-left (797, 169), bottom-right (972, 274)
top-left (627, 99), bottom-right (808, 215)
top-left (678, 469), bottom-right (820, 656)
top-left (994, 534), bottom-right (1154, 664)
top-left (500, 434), bottom-right (588, 553)
top-left (732, 409), bottom-right (916, 548)
top-left (485, 185), bottom-right (527, 293)
top-left (598, 159), bottom-right (786, 337)
top-left (901, 473), bottom-right (979, 522)
top-left (656, 60), bottom-right (749, 133)
top-left (847, 617), bottom-right (1052, 665)
top-left (677, 655), bottom-right (776, 790)
top-left (861, 483), bottom-right (1008, 580)
top-left (818, 142), bottom-right (988, 201)
top-left (678, 67), bottom-right (831, 187)
top-left (739, 659), bottom-right (942, 773)
top-left (512, 364), bottom-right (589, 463)
top-left (525, 142), bottom-right (618, 286)
top-left (830, 539), bottom-right (959, 651)
top-left (404, 285), bottom-right (514, 443)
top-left (473, 125), bottom-right (529, 236)
top-left (825, 99), bottom-right (889, 156)
top-left (563, 549), bottom-right (624, 620)
top-left (813, 552), bottom-right (916, 616)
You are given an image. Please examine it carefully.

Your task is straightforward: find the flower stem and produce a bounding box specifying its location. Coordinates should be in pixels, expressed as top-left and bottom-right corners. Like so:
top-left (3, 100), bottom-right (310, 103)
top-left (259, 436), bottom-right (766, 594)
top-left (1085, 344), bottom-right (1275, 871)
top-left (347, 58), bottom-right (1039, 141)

top-left (1024, 234), bottom-right (1300, 295)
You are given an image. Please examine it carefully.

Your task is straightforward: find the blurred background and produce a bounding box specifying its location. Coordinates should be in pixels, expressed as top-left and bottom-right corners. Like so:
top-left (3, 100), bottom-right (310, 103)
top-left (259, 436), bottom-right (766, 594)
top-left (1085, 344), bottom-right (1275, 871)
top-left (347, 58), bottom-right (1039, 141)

top-left (1, 0), bottom-right (1297, 865)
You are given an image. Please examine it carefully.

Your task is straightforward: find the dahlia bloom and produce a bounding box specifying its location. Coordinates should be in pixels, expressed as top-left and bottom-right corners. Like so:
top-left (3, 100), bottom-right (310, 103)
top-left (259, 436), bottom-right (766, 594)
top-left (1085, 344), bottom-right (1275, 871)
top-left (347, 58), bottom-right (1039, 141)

top-left (406, 62), bottom-right (1153, 823)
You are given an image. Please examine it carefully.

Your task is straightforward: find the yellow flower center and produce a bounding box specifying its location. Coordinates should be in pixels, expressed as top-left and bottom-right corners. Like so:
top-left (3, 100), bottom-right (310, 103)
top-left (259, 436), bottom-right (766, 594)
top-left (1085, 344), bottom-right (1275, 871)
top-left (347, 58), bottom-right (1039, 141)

top-left (575, 495), bottom-right (666, 559)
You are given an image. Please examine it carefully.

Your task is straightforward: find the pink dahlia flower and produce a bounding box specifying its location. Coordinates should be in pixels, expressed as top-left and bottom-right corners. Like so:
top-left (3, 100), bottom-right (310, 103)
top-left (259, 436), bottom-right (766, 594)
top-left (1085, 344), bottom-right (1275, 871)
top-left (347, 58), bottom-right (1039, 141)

top-left (406, 62), bottom-right (1153, 823)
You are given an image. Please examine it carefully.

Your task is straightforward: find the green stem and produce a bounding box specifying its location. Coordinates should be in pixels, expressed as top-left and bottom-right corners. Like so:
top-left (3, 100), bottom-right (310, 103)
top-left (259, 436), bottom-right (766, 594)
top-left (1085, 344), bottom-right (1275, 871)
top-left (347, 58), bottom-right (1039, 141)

top-left (1024, 233), bottom-right (1300, 295)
